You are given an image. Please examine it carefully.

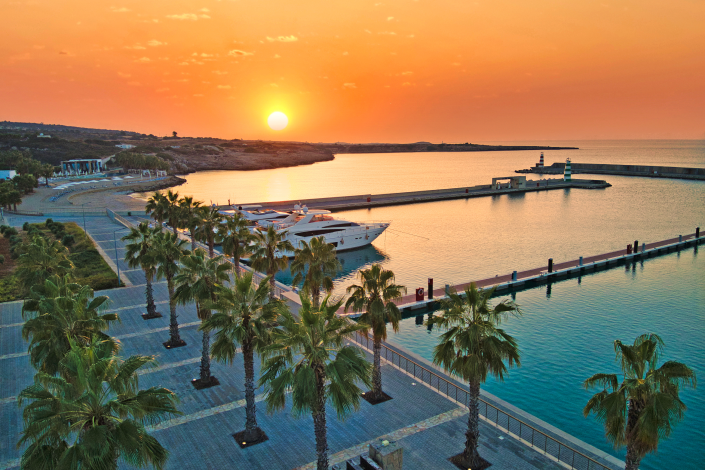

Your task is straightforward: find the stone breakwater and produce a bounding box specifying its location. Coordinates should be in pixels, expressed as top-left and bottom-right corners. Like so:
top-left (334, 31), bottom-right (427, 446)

top-left (516, 162), bottom-right (705, 180)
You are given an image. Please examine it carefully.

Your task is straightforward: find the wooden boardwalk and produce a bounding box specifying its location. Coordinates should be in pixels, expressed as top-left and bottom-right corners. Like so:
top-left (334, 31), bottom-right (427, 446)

top-left (341, 232), bottom-right (702, 316)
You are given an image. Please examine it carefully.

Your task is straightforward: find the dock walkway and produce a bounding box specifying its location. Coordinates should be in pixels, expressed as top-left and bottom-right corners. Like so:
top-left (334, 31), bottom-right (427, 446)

top-left (343, 231), bottom-right (702, 315)
top-left (232, 178), bottom-right (610, 213)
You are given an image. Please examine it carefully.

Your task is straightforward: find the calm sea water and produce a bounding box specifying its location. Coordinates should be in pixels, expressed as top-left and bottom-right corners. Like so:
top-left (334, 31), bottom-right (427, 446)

top-left (177, 140), bottom-right (703, 468)
top-left (387, 249), bottom-right (704, 470)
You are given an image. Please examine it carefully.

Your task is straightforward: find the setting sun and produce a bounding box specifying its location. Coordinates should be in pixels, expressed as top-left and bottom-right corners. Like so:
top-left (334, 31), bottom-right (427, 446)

top-left (268, 112), bottom-right (288, 131)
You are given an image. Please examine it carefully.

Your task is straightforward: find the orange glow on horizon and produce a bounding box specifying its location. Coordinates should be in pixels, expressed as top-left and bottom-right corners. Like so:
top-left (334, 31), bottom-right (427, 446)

top-left (1, 0), bottom-right (704, 141)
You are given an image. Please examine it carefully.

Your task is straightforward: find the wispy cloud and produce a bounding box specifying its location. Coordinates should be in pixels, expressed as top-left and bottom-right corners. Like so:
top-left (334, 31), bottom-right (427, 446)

top-left (270, 83), bottom-right (278, 87)
top-left (167, 13), bottom-right (210, 20)
top-left (156, 88), bottom-right (170, 92)
top-left (147, 40), bottom-right (166, 47)
top-left (401, 71), bottom-right (413, 75)
top-left (342, 51), bottom-right (349, 55)
top-left (124, 44), bottom-right (146, 50)
top-left (193, 94), bottom-right (204, 97)
top-left (387, 16), bottom-right (394, 21)
top-left (110, 6), bottom-right (130, 13)
top-left (136, 57), bottom-right (151, 63)
top-left (127, 81), bottom-right (142, 86)
top-left (217, 85), bottom-right (231, 89)
top-left (343, 83), bottom-right (356, 89)
top-left (228, 49), bottom-right (254, 57)
top-left (117, 72), bottom-right (131, 78)
top-left (212, 70), bottom-right (228, 75)
top-left (378, 31), bottom-right (396, 35)
top-left (266, 35), bottom-right (298, 42)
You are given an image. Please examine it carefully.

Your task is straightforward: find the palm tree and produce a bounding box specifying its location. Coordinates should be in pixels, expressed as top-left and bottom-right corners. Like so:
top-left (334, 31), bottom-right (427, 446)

top-left (250, 225), bottom-right (294, 299)
top-left (145, 192), bottom-right (168, 230)
top-left (154, 231), bottom-right (190, 348)
top-left (345, 264), bottom-right (406, 402)
top-left (260, 294), bottom-right (371, 470)
top-left (15, 235), bottom-right (74, 292)
top-left (201, 274), bottom-right (282, 443)
top-left (123, 222), bottom-right (161, 319)
top-left (174, 249), bottom-right (230, 388)
top-left (18, 338), bottom-right (180, 470)
top-left (218, 213), bottom-right (254, 278)
top-left (21, 274), bottom-right (118, 375)
top-left (291, 236), bottom-right (342, 308)
top-left (584, 333), bottom-right (697, 470)
top-left (429, 282), bottom-right (521, 469)
top-left (193, 205), bottom-right (223, 258)
top-left (178, 195), bottom-right (203, 251)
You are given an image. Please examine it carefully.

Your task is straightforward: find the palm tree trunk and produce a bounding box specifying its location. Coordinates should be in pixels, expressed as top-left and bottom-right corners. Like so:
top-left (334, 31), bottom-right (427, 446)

top-left (242, 334), bottom-right (260, 441)
top-left (312, 288), bottom-right (320, 309)
top-left (463, 380), bottom-right (483, 468)
top-left (167, 277), bottom-right (181, 344)
top-left (625, 445), bottom-right (642, 470)
top-left (625, 399), bottom-right (644, 470)
top-left (200, 316), bottom-right (211, 383)
top-left (269, 272), bottom-right (277, 300)
top-left (145, 272), bottom-right (156, 316)
top-left (190, 224), bottom-right (197, 251)
top-left (233, 255), bottom-right (241, 278)
top-left (372, 337), bottom-right (383, 399)
top-left (313, 366), bottom-right (329, 470)
top-left (208, 237), bottom-right (214, 258)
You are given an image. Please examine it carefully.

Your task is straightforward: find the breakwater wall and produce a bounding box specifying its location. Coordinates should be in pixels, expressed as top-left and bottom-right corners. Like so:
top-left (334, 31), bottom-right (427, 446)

top-left (231, 178), bottom-right (610, 212)
top-left (517, 163), bottom-right (705, 180)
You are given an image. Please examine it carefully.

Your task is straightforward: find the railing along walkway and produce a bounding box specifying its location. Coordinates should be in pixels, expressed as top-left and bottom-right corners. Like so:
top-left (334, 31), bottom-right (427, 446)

top-left (351, 331), bottom-right (615, 470)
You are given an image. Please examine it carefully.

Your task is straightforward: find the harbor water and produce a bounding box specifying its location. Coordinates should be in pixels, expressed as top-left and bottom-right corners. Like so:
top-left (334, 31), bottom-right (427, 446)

top-left (183, 140), bottom-right (703, 469)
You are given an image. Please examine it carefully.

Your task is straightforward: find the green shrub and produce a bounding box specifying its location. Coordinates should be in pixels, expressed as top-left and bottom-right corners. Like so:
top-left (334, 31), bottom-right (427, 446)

top-left (3, 227), bottom-right (18, 238)
top-left (45, 218), bottom-right (53, 225)
top-left (0, 276), bottom-right (21, 302)
top-left (61, 234), bottom-right (75, 247)
top-left (8, 235), bottom-right (21, 246)
top-left (0, 226), bottom-right (6, 235)
top-left (22, 222), bottom-right (30, 231)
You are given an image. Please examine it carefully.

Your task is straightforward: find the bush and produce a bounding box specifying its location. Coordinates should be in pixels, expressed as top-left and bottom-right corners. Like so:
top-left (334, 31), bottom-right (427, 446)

top-left (27, 226), bottom-right (42, 237)
top-left (22, 222), bottom-right (30, 231)
top-left (0, 225), bottom-right (7, 235)
top-left (45, 218), bottom-right (53, 225)
top-left (61, 234), bottom-right (75, 247)
top-left (8, 235), bottom-right (21, 246)
top-left (244, 147), bottom-right (258, 153)
top-left (3, 227), bottom-right (18, 238)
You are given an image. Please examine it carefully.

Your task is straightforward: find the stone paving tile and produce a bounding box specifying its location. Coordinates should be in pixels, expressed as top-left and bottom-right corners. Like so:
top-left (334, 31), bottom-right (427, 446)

top-left (0, 215), bottom-right (609, 470)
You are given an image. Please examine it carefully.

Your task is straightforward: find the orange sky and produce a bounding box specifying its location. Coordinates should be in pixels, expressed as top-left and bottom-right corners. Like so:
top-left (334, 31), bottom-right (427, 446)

top-left (2, 0), bottom-right (704, 142)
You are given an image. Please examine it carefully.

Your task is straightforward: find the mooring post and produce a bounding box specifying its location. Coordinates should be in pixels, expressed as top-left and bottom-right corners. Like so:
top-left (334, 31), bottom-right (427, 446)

top-left (548, 258), bottom-right (553, 273)
top-left (579, 256), bottom-right (583, 266)
top-left (445, 284), bottom-right (450, 295)
top-left (679, 235), bottom-right (683, 243)
top-left (697, 227), bottom-right (700, 238)
top-left (634, 240), bottom-right (639, 253)
top-left (512, 271), bottom-right (517, 281)
top-left (428, 278), bottom-right (433, 299)
top-left (642, 242), bottom-right (646, 252)
top-left (627, 244), bottom-right (632, 255)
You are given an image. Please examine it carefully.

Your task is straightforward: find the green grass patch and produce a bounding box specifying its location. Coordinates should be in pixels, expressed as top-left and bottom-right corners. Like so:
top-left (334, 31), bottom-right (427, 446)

top-left (0, 221), bottom-right (120, 301)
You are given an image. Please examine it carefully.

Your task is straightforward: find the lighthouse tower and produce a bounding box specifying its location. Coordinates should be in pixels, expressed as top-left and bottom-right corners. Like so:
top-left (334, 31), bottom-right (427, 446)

top-left (564, 158), bottom-right (572, 182)
top-left (538, 152), bottom-right (544, 168)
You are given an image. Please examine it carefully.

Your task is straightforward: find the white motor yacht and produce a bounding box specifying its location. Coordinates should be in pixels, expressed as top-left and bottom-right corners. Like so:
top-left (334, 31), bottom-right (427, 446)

top-left (221, 204), bottom-right (291, 224)
top-left (252, 208), bottom-right (389, 257)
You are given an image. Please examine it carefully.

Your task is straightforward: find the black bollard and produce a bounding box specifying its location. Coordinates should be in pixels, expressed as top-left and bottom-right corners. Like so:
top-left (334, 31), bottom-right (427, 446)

top-left (697, 227), bottom-right (700, 238)
top-left (428, 278), bottom-right (433, 299)
top-left (634, 240), bottom-right (639, 253)
top-left (548, 258), bottom-right (553, 273)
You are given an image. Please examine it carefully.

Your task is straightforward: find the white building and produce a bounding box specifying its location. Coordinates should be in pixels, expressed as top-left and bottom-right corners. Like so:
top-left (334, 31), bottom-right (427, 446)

top-left (38, 133), bottom-right (51, 138)
top-left (0, 170), bottom-right (17, 180)
top-left (115, 144), bottom-right (135, 149)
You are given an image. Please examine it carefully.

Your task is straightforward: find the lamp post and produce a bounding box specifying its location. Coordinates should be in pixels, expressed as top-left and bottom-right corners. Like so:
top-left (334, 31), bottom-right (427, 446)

top-left (113, 228), bottom-right (129, 287)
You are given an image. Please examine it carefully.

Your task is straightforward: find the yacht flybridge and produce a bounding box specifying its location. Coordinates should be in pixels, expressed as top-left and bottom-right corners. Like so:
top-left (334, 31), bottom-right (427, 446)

top-left (251, 208), bottom-right (389, 257)
top-left (220, 204), bottom-right (292, 223)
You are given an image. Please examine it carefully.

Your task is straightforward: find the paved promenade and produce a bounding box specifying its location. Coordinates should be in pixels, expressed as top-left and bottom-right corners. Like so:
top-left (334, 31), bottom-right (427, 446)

top-left (0, 214), bottom-right (621, 469)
